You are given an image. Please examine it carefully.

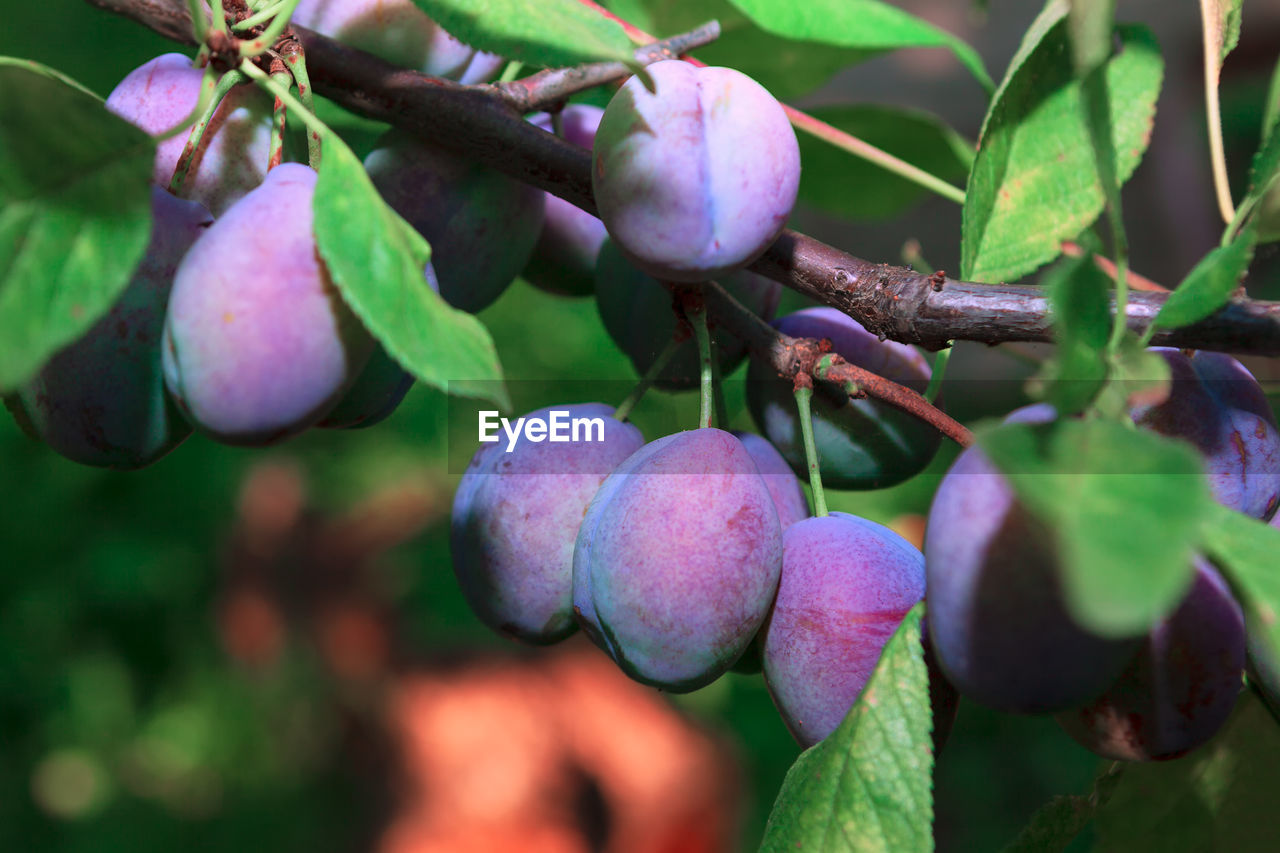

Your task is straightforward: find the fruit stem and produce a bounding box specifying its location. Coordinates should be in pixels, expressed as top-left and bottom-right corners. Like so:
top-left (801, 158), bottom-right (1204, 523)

top-left (239, 59), bottom-right (328, 154)
top-left (186, 0), bottom-right (208, 40)
top-left (1200, 0), bottom-right (1236, 226)
top-left (233, 0), bottom-right (288, 31)
top-left (268, 70), bottom-right (291, 170)
top-left (207, 0), bottom-right (226, 34)
top-left (238, 0), bottom-right (302, 57)
top-left (924, 346), bottom-right (951, 404)
top-left (613, 336), bottom-right (682, 422)
top-left (690, 297), bottom-right (714, 430)
top-left (708, 326), bottom-right (728, 428)
top-left (168, 67), bottom-right (248, 196)
top-left (284, 51), bottom-right (323, 168)
top-left (794, 383), bottom-right (828, 517)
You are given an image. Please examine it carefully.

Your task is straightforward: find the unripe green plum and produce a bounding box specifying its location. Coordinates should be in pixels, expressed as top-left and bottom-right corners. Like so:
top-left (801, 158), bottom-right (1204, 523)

top-left (762, 513), bottom-right (924, 746)
top-left (573, 428), bottom-right (784, 691)
top-left (291, 0), bottom-right (505, 83)
top-left (594, 238), bottom-right (780, 389)
top-left (106, 53), bottom-right (272, 216)
top-left (451, 403), bottom-right (645, 643)
top-left (925, 406), bottom-right (1141, 713)
top-left (1057, 562), bottom-right (1244, 761)
top-left (592, 60), bottom-right (800, 281)
top-left (1133, 348), bottom-right (1280, 520)
top-left (163, 163), bottom-right (375, 445)
top-left (523, 106), bottom-right (608, 297)
top-left (14, 187), bottom-right (210, 469)
top-left (746, 308), bottom-right (940, 490)
top-left (365, 131), bottom-right (546, 313)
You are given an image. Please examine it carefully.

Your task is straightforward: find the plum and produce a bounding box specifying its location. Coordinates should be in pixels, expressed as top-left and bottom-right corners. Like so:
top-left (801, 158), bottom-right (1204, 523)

top-left (746, 308), bottom-right (940, 490)
top-left (365, 130), bottom-right (546, 313)
top-left (733, 431), bottom-right (809, 529)
top-left (163, 163), bottom-right (375, 445)
top-left (924, 416), bottom-right (1141, 714)
top-left (1057, 562), bottom-right (1244, 761)
top-left (522, 105), bottom-right (609, 297)
top-left (291, 0), bottom-right (505, 83)
top-left (451, 403), bottom-right (645, 643)
top-left (14, 187), bottom-right (211, 469)
top-left (317, 264), bottom-right (438, 429)
top-left (106, 53), bottom-right (272, 216)
top-left (594, 238), bottom-right (780, 389)
top-left (1133, 348), bottom-right (1280, 520)
top-left (573, 428), bottom-right (784, 691)
top-left (762, 513), bottom-right (924, 746)
top-left (592, 60), bottom-right (800, 281)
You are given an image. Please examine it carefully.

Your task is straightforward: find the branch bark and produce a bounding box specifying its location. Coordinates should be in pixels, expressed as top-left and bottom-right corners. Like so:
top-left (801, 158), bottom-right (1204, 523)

top-left (84, 0), bottom-right (1280, 356)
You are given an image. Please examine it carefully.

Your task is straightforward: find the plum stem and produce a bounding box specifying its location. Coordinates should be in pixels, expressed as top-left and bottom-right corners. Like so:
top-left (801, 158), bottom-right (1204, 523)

top-left (232, 0), bottom-right (287, 31)
top-left (794, 384), bottom-right (828, 517)
top-left (689, 296), bottom-right (714, 430)
top-left (237, 0), bottom-right (301, 57)
top-left (267, 70), bottom-right (291, 170)
top-left (708, 325), bottom-right (728, 429)
top-left (925, 346), bottom-right (951, 404)
top-left (613, 336), bottom-right (682, 423)
top-left (168, 67), bottom-right (248, 196)
top-left (283, 49), bottom-right (322, 168)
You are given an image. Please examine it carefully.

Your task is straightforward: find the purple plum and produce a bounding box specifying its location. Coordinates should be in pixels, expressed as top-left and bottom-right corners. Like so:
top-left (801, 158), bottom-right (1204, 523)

top-left (762, 512), bottom-right (925, 746)
top-left (162, 163), bottom-right (375, 445)
top-left (106, 53), bottom-right (272, 216)
top-left (592, 60), bottom-right (800, 281)
top-left (451, 403), bottom-right (645, 643)
top-left (1057, 562), bottom-right (1244, 761)
top-left (746, 307), bottom-right (940, 489)
top-left (1133, 348), bottom-right (1280, 520)
top-left (523, 105), bottom-right (608, 297)
top-left (733, 431), bottom-right (809, 529)
top-left (291, 0), bottom-right (505, 83)
top-left (594, 238), bottom-right (780, 389)
top-left (365, 131), bottom-right (546, 313)
top-left (573, 428), bottom-right (784, 691)
top-left (14, 187), bottom-right (211, 469)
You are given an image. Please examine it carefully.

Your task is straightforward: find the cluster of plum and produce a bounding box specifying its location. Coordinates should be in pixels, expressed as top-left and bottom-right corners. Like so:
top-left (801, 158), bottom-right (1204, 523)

top-left (927, 348), bottom-right (1280, 761)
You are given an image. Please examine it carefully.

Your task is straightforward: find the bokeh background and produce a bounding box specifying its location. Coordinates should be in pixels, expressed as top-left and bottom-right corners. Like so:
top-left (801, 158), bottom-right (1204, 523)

top-left (3, 1), bottom-right (1280, 850)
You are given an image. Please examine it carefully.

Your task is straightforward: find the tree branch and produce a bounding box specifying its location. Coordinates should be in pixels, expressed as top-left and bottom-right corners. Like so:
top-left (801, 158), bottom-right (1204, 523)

top-left (83, 0), bottom-right (1280, 356)
top-left (699, 282), bottom-right (974, 447)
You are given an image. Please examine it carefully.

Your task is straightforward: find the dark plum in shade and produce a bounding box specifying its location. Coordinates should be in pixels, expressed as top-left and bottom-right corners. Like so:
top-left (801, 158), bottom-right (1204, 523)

top-left (451, 403), bottom-right (644, 644)
top-left (14, 187), bottom-right (211, 469)
top-left (924, 432), bottom-right (1141, 714)
top-left (1133, 348), bottom-right (1280, 520)
top-left (573, 428), bottom-right (784, 692)
top-left (106, 53), bottom-right (271, 216)
top-left (762, 513), bottom-right (924, 747)
top-left (523, 105), bottom-right (608, 297)
top-left (163, 164), bottom-right (375, 446)
top-left (365, 130), bottom-right (545, 313)
top-left (733, 431), bottom-right (810, 529)
top-left (594, 239), bottom-right (781, 390)
top-left (746, 308), bottom-right (940, 490)
top-left (1057, 562), bottom-right (1244, 761)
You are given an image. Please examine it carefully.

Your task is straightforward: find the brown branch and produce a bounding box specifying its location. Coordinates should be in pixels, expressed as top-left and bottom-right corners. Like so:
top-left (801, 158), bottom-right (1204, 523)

top-left (84, 0), bottom-right (1280, 356)
top-left (493, 20), bottom-right (723, 113)
top-left (700, 282), bottom-right (974, 447)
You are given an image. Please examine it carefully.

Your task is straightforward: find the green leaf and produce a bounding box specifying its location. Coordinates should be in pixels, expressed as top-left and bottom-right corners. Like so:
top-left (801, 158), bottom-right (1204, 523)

top-left (796, 106), bottom-right (972, 222)
top-left (1031, 255), bottom-right (1112, 415)
top-left (978, 419), bottom-right (1210, 636)
top-left (312, 133), bottom-right (509, 408)
top-left (1093, 694), bottom-right (1280, 853)
top-left (1000, 765), bottom-right (1122, 853)
top-left (725, 0), bottom-right (993, 93)
top-left (759, 605), bottom-right (932, 853)
top-left (1091, 333), bottom-right (1170, 420)
top-left (1201, 504), bottom-right (1280, 675)
top-left (1151, 227), bottom-right (1254, 332)
top-left (0, 58), bottom-right (155, 393)
top-left (960, 11), bottom-right (1163, 283)
top-left (409, 0), bottom-right (634, 69)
